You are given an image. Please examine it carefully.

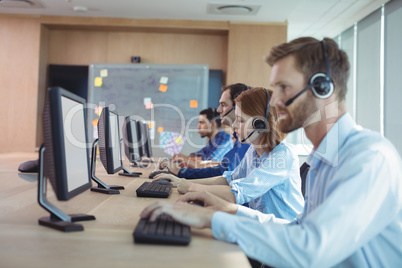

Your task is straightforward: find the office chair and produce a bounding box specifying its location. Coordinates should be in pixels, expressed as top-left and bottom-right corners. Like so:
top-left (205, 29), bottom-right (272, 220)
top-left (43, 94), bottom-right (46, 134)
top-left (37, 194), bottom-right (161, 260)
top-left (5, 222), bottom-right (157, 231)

top-left (249, 163), bottom-right (310, 268)
top-left (299, 162), bottom-right (310, 198)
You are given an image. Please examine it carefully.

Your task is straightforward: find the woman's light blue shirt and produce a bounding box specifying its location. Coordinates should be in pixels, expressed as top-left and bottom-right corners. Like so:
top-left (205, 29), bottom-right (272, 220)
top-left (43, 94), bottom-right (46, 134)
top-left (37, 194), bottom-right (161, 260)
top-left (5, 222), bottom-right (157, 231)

top-left (223, 142), bottom-right (304, 221)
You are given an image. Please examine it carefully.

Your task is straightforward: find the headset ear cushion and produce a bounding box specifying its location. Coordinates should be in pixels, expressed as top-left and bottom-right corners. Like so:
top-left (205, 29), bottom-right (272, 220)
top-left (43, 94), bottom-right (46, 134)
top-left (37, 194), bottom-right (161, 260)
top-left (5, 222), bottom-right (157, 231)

top-left (252, 118), bottom-right (266, 130)
top-left (310, 73), bottom-right (334, 99)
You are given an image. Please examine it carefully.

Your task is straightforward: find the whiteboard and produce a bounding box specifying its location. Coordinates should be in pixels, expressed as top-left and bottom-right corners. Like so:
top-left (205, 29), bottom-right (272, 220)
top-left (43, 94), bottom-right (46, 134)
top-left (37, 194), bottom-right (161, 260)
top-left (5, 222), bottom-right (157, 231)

top-left (88, 63), bottom-right (209, 158)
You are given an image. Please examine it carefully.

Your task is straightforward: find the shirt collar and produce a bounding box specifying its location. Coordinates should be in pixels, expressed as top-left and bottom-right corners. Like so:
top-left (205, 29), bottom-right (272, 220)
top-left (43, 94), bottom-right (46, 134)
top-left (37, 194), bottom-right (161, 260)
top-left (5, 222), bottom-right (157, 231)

top-left (307, 113), bottom-right (355, 167)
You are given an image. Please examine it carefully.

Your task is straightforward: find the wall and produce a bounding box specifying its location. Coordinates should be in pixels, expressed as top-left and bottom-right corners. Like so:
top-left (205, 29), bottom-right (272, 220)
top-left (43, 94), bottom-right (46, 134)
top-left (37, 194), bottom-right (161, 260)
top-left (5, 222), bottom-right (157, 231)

top-left (335, 0), bottom-right (402, 155)
top-left (227, 22), bottom-right (287, 88)
top-left (0, 15), bottom-right (287, 153)
top-left (47, 29), bottom-right (228, 69)
top-left (0, 15), bottom-right (41, 153)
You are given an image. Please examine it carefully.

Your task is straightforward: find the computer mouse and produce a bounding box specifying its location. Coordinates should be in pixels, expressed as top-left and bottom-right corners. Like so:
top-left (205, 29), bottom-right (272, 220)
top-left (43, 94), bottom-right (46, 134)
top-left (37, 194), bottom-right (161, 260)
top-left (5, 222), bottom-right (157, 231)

top-left (149, 170), bottom-right (170, 179)
top-left (18, 159), bottom-right (39, 173)
top-left (156, 179), bottom-right (171, 185)
top-left (189, 200), bottom-right (204, 207)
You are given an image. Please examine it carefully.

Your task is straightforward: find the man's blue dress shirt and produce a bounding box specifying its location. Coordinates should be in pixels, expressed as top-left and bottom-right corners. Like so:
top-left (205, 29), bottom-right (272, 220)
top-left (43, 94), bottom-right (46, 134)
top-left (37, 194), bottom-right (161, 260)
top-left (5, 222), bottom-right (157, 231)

top-left (193, 129), bottom-right (233, 161)
top-left (211, 113), bottom-right (402, 267)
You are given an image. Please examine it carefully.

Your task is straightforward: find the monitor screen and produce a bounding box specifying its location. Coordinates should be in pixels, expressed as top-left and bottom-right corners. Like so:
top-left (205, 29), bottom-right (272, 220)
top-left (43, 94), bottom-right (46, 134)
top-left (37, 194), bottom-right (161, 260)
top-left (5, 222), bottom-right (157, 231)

top-left (43, 87), bottom-right (92, 200)
top-left (122, 116), bottom-right (141, 163)
top-left (61, 96), bottom-right (90, 193)
top-left (97, 107), bottom-right (123, 174)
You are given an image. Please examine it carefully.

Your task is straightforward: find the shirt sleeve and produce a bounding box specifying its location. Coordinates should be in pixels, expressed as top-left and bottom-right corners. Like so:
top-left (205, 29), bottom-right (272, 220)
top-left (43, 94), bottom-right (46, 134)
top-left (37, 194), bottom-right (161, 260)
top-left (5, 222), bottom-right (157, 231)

top-left (236, 205), bottom-right (291, 224)
top-left (230, 145), bottom-right (296, 205)
top-left (222, 150), bottom-right (249, 184)
top-left (177, 165), bottom-right (226, 179)
top-left (211, 146), bottom-right (402, 267)
top-left (208, 139), bottom-right (233, 161)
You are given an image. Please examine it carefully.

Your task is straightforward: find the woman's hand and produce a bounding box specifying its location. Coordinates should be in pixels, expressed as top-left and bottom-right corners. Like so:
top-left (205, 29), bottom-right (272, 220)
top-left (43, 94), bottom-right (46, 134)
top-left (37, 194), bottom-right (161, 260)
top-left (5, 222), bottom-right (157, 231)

top-left (140, 201), bottom-right (215, 229)
top-left (177, 191), bottom-right (238, 215)
top-left (153, 173), bottom-right (181, 187)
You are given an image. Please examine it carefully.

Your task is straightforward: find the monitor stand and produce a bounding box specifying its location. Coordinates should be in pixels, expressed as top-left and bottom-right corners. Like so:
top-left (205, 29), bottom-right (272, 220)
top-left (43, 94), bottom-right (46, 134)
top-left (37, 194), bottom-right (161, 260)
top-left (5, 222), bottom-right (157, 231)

top-left (118, 166), bottom-right (142, 177)
top-left (141, 157), bottom-right (155, 164)
top-left (37, 145), bottom-right (95, 232)
top-left (90, 139), bottom-right (123, 194)
top-left (130, 160), bottom-right (148, 168)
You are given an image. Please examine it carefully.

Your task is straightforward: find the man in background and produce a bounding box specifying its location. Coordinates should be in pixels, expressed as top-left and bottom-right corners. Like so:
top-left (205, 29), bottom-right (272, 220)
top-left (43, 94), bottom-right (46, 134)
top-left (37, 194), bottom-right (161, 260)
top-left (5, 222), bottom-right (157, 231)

top-left (165, 83), bottom-right (251, 178)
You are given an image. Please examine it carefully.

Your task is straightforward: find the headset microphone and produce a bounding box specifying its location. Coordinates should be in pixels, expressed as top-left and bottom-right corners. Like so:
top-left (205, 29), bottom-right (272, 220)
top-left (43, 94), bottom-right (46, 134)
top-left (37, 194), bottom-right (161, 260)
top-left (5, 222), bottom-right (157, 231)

top-left (221, 106), bottom-right (235, 118)
top-left (285, 84), bottom-right (313, 106)
top-left (285, 40), bottom-right (334, 107)
top-left (241, 129), bottom-right (256, 143)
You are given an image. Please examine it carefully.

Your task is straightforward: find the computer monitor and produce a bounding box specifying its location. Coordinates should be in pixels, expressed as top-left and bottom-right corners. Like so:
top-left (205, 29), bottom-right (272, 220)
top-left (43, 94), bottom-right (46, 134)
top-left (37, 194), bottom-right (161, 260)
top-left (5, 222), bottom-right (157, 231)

top-left (89, 107), bottom-right (125, 194)
top-left (121, 116), bottom-right (149, 170)
top-left (136, 120), bottom-right (145, 158)
top-left (140, 122), bottom-right (154, 163)
top-left (93, 108), bottom-right (140, 182)
top-left (142, 122), bottom-right (153, 158)
top-left (38, 86), bottom-right (95, 232)
top-left (98, 107), bottom-right (123, 174)
top-left (122, 116), bottom-right (141, 163)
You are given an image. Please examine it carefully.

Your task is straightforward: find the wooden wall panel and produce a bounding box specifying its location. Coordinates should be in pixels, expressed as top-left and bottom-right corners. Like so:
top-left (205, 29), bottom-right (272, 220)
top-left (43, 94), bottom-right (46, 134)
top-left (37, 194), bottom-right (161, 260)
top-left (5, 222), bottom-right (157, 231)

top-left (226, 22), bottom-right (287, 88)
top-left (0, 15), bottom-right (41, 153)
top-left (47, 30), bottom-right (228, 71)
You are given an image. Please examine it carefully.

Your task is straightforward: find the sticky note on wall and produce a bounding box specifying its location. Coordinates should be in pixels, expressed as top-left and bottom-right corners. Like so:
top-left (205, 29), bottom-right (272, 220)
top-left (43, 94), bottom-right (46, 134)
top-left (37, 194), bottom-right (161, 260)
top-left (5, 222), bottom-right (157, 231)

top-left (159, 76), bottom-right (169, 84)
top-left (144, 97), bottom-right (152, 105)
top-left (175, 136), bottom-right (183, 144)
top-left (94, 77), bottom-right (103, 87)
top-left (159, 84), bottom-right (168, 92)
top-left (145, 102), bottom-right (154, 109)
top-left (190, 100), bottom-right (198, 108)
top-left (100, 69), bottom-right (108, 77)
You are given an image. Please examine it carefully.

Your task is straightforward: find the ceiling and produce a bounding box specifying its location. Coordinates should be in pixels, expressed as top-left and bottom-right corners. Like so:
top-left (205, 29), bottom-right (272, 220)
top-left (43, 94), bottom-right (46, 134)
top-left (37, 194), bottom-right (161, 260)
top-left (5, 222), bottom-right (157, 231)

top-left (0, 0), bottom-right (389, 40)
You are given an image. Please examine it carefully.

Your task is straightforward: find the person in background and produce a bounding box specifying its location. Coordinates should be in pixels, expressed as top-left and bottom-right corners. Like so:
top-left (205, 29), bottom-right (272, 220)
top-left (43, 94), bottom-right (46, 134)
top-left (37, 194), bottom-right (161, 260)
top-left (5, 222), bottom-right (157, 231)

top-left (162, 83), bottom-right (251, 179)
top-left (155, 87), bottom-right (304, 221)
top-left (171, 107), bottom-right (233, 167)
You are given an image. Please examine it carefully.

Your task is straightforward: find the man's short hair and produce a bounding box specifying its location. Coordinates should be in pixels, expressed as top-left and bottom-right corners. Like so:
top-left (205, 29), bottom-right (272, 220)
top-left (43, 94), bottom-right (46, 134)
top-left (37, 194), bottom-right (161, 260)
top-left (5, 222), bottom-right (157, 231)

top-left (266, 37), bottom-right (350, 102)
top-left (199, 108), bottom-right (221, 128)
top-left (222, 83), bottom-right (251, 106)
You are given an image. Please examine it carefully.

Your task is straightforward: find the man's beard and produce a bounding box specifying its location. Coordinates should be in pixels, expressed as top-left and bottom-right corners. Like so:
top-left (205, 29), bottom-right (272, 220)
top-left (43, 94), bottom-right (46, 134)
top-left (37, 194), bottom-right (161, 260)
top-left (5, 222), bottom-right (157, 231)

top-left (278, 98), bottom-right (318, 134)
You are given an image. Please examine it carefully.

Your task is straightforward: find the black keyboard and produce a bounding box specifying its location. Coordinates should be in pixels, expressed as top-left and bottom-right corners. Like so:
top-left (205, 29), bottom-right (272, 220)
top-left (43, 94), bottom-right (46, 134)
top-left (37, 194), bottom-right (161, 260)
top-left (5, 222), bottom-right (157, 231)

top-left (133, 214), bottom-right (191, 245)
top-left (136, 181), bottom-right (172, 198)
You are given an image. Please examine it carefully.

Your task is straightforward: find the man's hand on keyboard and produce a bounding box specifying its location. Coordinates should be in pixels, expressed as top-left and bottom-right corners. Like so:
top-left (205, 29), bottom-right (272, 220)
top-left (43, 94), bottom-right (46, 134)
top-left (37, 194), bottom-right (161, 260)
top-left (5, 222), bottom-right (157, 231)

top-left (177, 191), bottom-right (238, 215)
top-left (153, 173), bottom-right (180, 187)
top-left (140, 201), bottom-right (214, 229)
top-left (165, 161), bottom-right (181, 175)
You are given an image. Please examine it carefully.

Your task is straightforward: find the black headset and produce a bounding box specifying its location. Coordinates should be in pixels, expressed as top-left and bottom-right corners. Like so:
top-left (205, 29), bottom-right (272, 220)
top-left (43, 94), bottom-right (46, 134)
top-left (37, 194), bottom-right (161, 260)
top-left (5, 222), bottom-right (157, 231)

top-left (285, 40), bottom-right (334, 107)
top-left (241, 88), bottom-right (270, 142)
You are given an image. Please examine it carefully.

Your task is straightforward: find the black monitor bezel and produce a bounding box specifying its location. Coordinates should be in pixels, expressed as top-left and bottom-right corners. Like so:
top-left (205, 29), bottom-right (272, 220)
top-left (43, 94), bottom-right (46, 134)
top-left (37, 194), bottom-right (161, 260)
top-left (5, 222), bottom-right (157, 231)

top-left (136, 120), bottom-right (145, 158)
top-left (142, 122), bottom-right (153, 158)
top-left (122, 116), bottom-right (142, 163)
top-left (45, 87), bottom-right (92, 201)
top-left (98, 107), bottom-right (123, 174)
